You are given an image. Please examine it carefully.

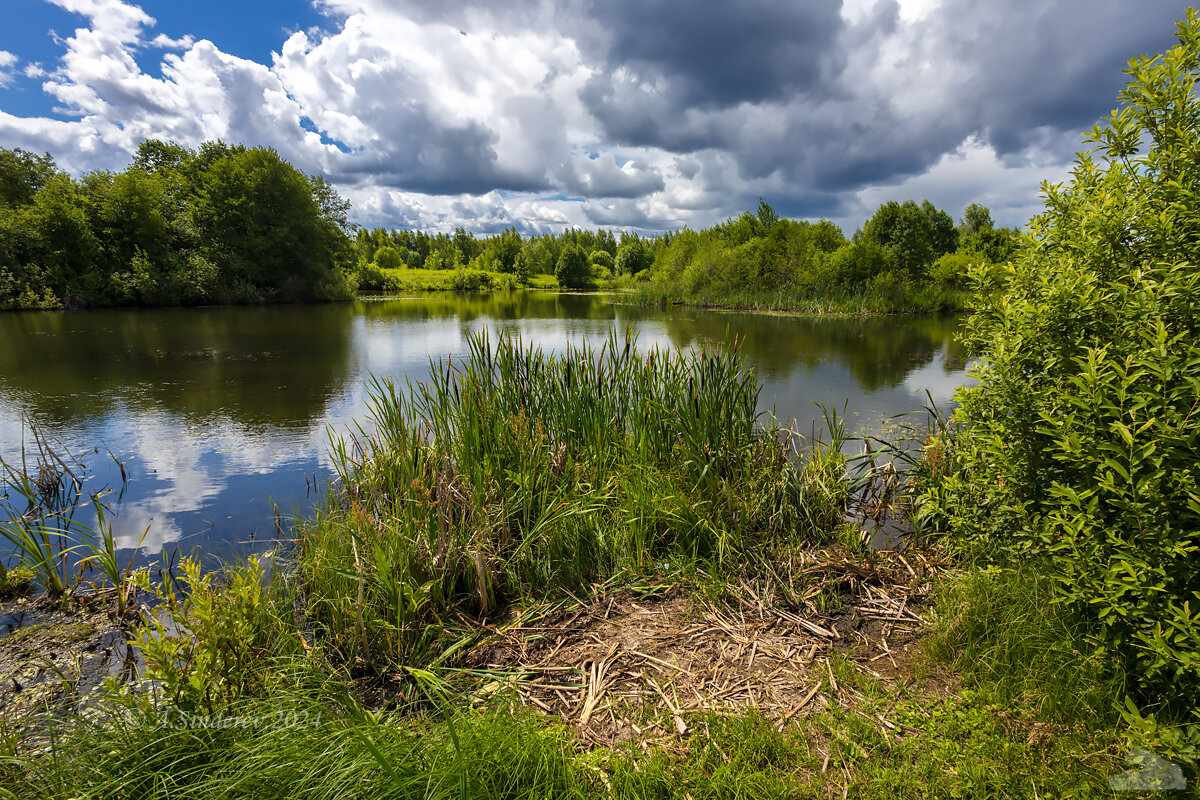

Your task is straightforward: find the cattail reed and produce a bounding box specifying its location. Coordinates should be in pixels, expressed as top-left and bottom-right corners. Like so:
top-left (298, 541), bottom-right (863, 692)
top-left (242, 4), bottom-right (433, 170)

top-left (297, 329), bottom-right (847, 670)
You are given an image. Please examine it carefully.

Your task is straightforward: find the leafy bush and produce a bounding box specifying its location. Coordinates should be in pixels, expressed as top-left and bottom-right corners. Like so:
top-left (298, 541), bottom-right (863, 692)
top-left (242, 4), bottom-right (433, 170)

top-left (355, 260), bottom-right (386, 291)
top-left (827, 240), bottom-right (887, 286)
top-left (919, 11), bottom-right (1200, 719)
top-left (135, 556), bottom-right (301, 712)
top-left (588, 249), bottom-right (614, 272)
top-left (615, 239), bottom-right (653, 276)
top-left (926, 251), bottom-right (989, 290)
top-left (373, 245), bottom-right (403, 270)
top-left (448, 268), bottom-right (494, 291)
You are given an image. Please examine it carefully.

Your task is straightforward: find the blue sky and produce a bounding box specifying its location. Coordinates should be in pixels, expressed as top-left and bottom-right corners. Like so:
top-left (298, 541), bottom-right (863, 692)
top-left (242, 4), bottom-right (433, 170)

top-left (0, 2), bottom-right (330, 115)
top-left (0, 0), bottom-right (1188, 235)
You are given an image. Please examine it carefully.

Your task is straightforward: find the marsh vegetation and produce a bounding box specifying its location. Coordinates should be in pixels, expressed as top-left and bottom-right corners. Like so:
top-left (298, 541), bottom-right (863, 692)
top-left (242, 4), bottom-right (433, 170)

top-left (4, 8), bottom-right (1200, 800)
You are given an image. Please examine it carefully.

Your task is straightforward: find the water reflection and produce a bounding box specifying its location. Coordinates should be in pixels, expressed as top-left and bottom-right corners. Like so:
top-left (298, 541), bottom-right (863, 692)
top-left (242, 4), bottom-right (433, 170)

top-left (0, 305), bottom-right (357, 429)
top-left (0, 294), bottom-right (971, 565)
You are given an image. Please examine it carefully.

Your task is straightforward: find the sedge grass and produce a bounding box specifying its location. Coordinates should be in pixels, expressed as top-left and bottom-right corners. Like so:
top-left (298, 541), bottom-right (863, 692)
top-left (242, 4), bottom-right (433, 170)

top-left (629, 281), bottom-right (970, 316)
top-left (298, 329), bottom-right (848, 671)
top-left (0, 429), bottom-right (146, 615)
top-left (0, 428), bottom-right (88, 597)
top-left (924, 564), bottom-right (1126, 725)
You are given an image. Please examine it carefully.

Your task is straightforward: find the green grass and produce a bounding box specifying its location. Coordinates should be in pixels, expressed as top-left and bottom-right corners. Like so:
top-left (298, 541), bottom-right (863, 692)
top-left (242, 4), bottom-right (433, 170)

top-left (364, 267), bottom-right (557, 293)
top-left (629, 281), bottom-right (971, 315)
top-left (300, 329), bottom-right (846, 671)
top-left (924, 565), bottom-right (1126, 725)
top-left (6, 650), bottom-right (1127, 800)
top-left (0, 507), bottom-right (1164, 798)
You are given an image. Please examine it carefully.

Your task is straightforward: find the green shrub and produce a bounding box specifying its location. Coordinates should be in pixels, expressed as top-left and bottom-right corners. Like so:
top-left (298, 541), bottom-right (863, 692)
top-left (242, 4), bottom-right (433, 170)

top-left (588, 249), bottom-right (614, 272)
top-left (135, 556), bottom-right (302, 712)
top-left (372, 245), bottom-right (403, 270)
top-left (615, 238), bottom-right (653, 275)
top-left (919, 10), bottom-right (1200, 719)
top-left (448, 268), bottom-right (494, 291)
top-left (827, 240), bottom-right (888, 286)
top-left (927, 251), bottom-right (977, 290)
top-left (355, 260), bottom-right (386, 291)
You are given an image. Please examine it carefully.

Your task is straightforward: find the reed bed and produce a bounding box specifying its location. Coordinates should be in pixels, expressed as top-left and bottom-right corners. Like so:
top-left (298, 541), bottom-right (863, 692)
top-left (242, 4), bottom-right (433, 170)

top-left (298, 330), bottom-right (848, 670)
top-left (628, 283), bottom-right (970, 316)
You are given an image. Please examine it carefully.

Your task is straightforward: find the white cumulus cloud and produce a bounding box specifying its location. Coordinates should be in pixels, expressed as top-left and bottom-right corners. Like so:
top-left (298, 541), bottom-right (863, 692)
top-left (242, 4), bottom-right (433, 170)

top-left (0, 0), bottom-right (1189, 232)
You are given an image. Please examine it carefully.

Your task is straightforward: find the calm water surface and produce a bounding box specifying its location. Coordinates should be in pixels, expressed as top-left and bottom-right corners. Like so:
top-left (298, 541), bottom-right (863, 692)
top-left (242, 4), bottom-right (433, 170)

top-left (0, 293), bottom-right (971, 566)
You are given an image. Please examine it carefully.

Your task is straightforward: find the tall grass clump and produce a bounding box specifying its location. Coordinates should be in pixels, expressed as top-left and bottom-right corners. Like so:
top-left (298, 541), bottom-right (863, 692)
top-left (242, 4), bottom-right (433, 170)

top-left (298, 329), bottom-right (846, 669)
top-left (925, 566), bottom-right (1124, 724)
top-left (917, 9), bottom-right (1200, 752)
top-left (0, 429), bottom-right (87, 598)
top-left (0, 428), bottom-right (144, 613)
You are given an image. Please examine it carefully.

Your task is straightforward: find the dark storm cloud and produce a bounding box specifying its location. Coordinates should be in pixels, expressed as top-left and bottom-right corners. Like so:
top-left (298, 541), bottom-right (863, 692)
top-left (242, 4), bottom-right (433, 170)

top-left (577, 0), bottom-right (1187, 212)
top-left (586, 0), bottom-right (845, 109)
top-left (328, 113), bottom-right (551, 197)
top-left (923, 0), bottom-right (1183, 157)
top-left (578, 0), bottom-right (846, 155)
top-left (582, 198), bottom-right (684, 229)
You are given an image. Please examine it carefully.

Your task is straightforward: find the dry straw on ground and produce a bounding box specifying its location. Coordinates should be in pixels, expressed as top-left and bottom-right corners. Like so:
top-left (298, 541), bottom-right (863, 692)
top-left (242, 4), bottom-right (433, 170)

top-left (459, 548), bottom-right (941, 747)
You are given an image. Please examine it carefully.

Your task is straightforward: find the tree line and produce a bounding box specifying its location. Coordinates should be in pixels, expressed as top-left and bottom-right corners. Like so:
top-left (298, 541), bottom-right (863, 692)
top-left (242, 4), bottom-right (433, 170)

top-left (633, 198), bottom-right (1020, 310)
top-left (353, 197), bottom-right (1020, 304)
top-left (1, 139), bottom-right (1021, 310)
top-left (352, 222), bottom-right (651, 291)
top-left (0, 141), bottom-right (355, 309)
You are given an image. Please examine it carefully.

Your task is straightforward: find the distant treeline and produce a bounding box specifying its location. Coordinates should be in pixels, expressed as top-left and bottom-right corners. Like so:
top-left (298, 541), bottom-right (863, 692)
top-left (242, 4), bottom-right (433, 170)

top-left (352, 224), bottom-right (639, 292)
top-left (0, 142), bottom-right (355, 309)
top-left (634, 199), bottom-right (1022, 312)
top-left (1, 139), bottom-right (1022, 312)
top-left (353, 198), bottom-right (1022, 310)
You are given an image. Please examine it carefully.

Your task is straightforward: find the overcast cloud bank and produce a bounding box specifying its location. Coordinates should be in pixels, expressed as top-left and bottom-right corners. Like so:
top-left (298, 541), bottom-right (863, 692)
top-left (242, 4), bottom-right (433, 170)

top-left (0, 0), bottom-right (1185, 234)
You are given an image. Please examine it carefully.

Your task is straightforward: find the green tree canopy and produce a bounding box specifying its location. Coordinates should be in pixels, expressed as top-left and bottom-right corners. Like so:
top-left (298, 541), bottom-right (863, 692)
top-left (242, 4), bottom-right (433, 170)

top-left (373, 245), bottom-right (403, 270)
top-left (615, 238), bottom-right (653, 275)
top-left (192, 145), bottom-right (351, 299)
top-left (0, 140), bottom-right (353, 309)
top-left (959, 203), bottom-right (994, 236)
top-left (860, 199), bottom-right (957, 278)
top-left (589, 249), bottom-right (615, 271)
top-left (555, 244), bottom-right (592, 289)
top-left (0, 148), bottom-right (59, 207)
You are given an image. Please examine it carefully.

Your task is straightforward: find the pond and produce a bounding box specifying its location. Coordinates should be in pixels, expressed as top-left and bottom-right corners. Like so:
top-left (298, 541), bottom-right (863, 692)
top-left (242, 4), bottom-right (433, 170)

top-left (0, 292), bottom-right (972, 567)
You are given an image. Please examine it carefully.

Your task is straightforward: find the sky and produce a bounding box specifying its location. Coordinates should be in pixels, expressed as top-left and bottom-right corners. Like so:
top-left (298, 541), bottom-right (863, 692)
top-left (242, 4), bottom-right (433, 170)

top-left (0, 0), bottom-right (1188, 236)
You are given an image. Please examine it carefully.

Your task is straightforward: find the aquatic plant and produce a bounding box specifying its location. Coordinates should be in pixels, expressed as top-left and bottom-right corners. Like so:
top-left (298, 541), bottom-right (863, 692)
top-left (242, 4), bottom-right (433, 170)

top-left (299, 329), bottom-right (847, 669)
top-left (0, 428), bottom-right (144, 616)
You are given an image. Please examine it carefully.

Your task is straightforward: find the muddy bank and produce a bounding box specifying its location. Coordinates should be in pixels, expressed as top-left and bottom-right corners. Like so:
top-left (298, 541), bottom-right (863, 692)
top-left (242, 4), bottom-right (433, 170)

top-left (0, 595), bottom-right (139, 726)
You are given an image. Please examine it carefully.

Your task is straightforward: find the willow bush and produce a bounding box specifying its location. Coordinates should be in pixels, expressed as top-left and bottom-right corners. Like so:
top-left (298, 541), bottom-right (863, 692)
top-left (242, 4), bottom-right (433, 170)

top-left (919, 10), bottom-right (1200, 725)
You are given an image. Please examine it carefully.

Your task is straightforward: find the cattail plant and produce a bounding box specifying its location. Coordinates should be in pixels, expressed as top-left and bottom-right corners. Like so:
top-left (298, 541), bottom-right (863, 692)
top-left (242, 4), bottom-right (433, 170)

top-left (299, 329), bottom-right (848, 670)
